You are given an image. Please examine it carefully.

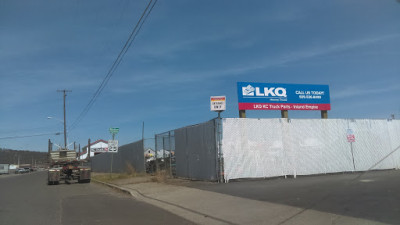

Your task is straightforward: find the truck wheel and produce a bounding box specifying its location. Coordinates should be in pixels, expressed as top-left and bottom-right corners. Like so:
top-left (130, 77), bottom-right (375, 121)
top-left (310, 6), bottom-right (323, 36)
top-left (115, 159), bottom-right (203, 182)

top-left (79, 179), bottom-right (90, 183)
top-left (48, 181), bottom-right (59, 185)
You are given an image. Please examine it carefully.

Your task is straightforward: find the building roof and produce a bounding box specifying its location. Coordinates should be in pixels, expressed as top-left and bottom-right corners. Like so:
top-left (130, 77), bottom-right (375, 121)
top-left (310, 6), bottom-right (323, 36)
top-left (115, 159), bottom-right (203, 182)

top-left (81, 139), bottom-right (108, 150)
top-left (78, 139), bottom-right (108, 156)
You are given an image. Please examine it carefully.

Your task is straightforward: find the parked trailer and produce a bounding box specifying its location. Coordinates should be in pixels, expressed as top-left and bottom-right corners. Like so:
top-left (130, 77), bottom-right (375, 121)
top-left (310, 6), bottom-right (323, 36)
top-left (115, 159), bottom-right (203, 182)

top-left (48, 149), bottom-right (91, 185)
top-left (0, 164), bottom-right (9, 175)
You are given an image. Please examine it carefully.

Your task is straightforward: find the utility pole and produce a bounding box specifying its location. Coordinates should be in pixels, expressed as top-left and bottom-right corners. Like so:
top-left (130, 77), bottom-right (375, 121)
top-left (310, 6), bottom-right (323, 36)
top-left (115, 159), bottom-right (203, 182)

top-left (57, 90), bottom-right (71, 149)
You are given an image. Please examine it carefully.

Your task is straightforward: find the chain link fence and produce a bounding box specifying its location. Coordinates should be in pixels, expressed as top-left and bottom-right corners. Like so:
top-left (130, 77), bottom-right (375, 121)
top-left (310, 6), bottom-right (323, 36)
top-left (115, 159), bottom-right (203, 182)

top-left (154, 131), bottom-right (175, 176)
top-left (144, 138), bottom-right (156, 173)
top-left (154, 119), bottom-right (221, 181)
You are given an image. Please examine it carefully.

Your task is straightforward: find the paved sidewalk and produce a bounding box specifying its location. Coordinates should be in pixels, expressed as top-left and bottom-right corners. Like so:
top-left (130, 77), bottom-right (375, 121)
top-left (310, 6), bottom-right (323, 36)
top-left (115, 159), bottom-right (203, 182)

top-left (95, 179), bottom-right (388, 225)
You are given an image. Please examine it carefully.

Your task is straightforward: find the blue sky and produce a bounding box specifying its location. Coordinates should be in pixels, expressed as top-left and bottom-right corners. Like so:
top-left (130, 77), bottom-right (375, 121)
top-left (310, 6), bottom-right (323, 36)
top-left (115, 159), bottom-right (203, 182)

top-left (1, 0), bottom-right (399, 151)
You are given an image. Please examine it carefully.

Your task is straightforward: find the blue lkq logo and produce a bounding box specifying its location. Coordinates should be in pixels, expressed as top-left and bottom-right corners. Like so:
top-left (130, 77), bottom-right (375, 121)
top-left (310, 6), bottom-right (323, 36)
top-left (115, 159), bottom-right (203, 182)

top-left (242, 84), bottom-right (287, 101)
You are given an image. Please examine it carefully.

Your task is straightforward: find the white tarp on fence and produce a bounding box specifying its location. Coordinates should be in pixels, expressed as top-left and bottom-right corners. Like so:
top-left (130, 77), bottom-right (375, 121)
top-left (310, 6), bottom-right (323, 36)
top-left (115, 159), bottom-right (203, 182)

top-left (222, 118), bottom-right (400, 182)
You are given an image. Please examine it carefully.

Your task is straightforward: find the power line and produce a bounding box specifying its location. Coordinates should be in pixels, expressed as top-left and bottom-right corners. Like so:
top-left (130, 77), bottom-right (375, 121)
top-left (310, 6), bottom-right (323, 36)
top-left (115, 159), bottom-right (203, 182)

top-left (69, 0), bottom-right (157, 130)
top-left (0, 125), bottom-right (61, 134)
top-left (0, 132), bottom-right (62, 140)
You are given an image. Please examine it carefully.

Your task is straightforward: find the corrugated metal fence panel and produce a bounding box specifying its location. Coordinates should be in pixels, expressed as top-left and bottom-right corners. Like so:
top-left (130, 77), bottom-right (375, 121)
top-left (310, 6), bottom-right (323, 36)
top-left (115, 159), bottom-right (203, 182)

top-left (350, 120), bottom-right (393, 171)
top-left (287, 119), bottom-right (354, 175)
top-left (119, 140), bottom-right (145, 173)
top-left (174, 130), bottom-right (189, 178)
top-left (388, 120), bottom-right (400, 169)
top-left (222, 118), bottom-right (400, 182)
top-left (222, 118), bottom-right (286, 180)
top-left (91, 140), bottom-right (145, 173)
top-left (175, 120), bottom-right (217, 181)
top-left (91, 151), bottom-right (111, 173)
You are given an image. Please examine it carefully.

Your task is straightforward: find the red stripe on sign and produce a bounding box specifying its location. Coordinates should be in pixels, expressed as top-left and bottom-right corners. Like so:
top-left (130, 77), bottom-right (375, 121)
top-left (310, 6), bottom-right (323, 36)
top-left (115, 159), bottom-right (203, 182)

top-left (211, 97), bottom-right (225, 101)
top-left (238, 103), bottom-right (331, 110)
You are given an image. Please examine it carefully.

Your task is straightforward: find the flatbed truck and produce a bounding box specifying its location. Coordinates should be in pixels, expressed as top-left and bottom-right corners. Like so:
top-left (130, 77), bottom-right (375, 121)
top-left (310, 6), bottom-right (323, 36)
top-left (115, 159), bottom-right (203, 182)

top-left (48, 149), bottom-right (91, 185)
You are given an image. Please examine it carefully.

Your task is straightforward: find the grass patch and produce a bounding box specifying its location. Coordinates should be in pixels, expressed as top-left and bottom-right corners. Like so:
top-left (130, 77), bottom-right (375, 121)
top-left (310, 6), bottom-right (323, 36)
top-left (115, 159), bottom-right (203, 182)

top-left (92, 163), bottom-right (145, 183)
top-left (92, 167), bottom-right (172, 184)
top-left (150, 170), bottom-right (170, 183)
top-left (92, 172), bottom-right (146, 183)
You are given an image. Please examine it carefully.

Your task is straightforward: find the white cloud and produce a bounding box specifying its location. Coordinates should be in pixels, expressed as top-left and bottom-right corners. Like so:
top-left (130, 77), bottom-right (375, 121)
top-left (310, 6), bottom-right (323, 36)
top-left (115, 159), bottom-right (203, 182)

top-left (135, 33), bottom-right (233, 59)
top-left (265, 33), bottom-right (400, 67)
top-left (108, 33), bottom-right (400, 96)
top-left (332, 85), bottom-right (400, 100)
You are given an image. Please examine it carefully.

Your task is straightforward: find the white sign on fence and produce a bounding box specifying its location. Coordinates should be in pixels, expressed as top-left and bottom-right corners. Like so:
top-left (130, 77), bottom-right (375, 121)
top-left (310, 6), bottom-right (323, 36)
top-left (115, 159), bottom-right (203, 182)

top-left (108, 140), bottom-right (118, 153)
top-left (346, 129), bottom-right (355, 143)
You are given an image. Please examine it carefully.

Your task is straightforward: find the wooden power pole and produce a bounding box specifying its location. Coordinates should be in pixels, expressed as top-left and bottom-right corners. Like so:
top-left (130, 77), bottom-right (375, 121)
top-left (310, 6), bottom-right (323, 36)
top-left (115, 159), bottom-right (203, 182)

top-left (57, 90), bottom-right (71, 149)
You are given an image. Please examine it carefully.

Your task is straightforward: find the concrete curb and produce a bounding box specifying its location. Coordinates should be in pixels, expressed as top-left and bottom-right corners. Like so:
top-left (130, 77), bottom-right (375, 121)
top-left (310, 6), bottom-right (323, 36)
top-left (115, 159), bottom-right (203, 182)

top-left (92, 179), bottom-right (133, 195)
top-left (93, 179), bottom-right (234, 225)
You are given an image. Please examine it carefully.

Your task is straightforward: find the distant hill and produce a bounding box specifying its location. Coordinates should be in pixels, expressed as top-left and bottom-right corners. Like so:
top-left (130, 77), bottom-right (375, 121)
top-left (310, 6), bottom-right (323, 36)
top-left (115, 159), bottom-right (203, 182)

top-left (0, 148), bottom-right (48, 166)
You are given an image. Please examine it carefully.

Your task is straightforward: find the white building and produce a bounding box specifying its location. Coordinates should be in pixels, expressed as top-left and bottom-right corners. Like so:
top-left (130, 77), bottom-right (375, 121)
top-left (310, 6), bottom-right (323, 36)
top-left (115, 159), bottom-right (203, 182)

top-left (144, 148), bottom-right (155, 157)
top-left (79, 139), bottom-right (108, 160)
top-left (156, 149), bottom-right (171, 158)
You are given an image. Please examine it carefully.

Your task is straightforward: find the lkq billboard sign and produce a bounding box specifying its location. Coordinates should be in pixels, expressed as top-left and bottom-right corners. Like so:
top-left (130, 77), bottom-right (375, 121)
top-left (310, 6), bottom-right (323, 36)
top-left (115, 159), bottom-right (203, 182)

top-left (237, 82), bottom-right (331, 111)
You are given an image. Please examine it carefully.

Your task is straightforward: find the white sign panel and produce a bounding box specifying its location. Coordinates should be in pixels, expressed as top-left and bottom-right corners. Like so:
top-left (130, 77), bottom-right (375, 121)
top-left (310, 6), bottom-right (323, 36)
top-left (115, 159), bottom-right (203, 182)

top-left (210, 96), bottom-right (226, 112)
top-left (91, 147), bottom-right (108, 153)
top-left (346, 129), bottom-right (355, 143)
top-left (108, 140), bottom-right (118, 153)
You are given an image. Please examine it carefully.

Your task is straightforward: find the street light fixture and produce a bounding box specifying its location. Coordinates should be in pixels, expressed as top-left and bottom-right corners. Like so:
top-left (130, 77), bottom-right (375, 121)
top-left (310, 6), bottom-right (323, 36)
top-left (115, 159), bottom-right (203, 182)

top-left (47, 116), bottom-right (63, 123)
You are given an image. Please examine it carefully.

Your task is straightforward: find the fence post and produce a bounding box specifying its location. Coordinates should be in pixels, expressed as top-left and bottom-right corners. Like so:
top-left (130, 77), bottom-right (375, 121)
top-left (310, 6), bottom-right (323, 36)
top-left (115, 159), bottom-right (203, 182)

top-left (216, 114), bottom-right (224, 183)
top-left (48, 139), bottom-right (52, 164)
top-left (142, 122), bottom-right (146, 173)
top-left (79, 144), bottom-right (82, 166)
top-left (142, 139), bottom-right (146, 175)
top-left (169, 131), bottom-right (172, 177)
top-left (214, 119), bottom-right (219, 182)
top-left (88, 139), bottom-right (91, 160)
top-left (88, 138), bottom-right (91, 171)
top-left (155, 134), bottom-right (158, 173)
top-left (163, 136), bottom-right (166, 170)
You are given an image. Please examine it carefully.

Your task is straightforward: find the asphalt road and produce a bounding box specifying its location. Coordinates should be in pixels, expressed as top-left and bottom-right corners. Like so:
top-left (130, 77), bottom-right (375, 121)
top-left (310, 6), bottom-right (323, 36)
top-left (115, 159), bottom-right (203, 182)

top-left (185, 170), bottom-right (400, 225)
top-left (0, 171), bottom-right (194, 225)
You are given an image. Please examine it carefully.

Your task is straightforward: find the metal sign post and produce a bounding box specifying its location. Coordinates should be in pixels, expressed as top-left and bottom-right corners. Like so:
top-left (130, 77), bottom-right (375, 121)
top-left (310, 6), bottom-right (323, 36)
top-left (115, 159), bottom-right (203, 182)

top-left (108, 128), bottom-right (119, 177)
top-left (108, 140), bottom-right (119, 177)
top-left (347, 128), bottom-right (356, 171)
top-left (210, 96), bottom-right (226, 183)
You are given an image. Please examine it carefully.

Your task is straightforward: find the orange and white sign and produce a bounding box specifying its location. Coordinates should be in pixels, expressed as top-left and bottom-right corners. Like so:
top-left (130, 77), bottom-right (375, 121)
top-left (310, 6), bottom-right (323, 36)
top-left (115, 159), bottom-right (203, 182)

top-left (210, 96), bottom-right (226, 112)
